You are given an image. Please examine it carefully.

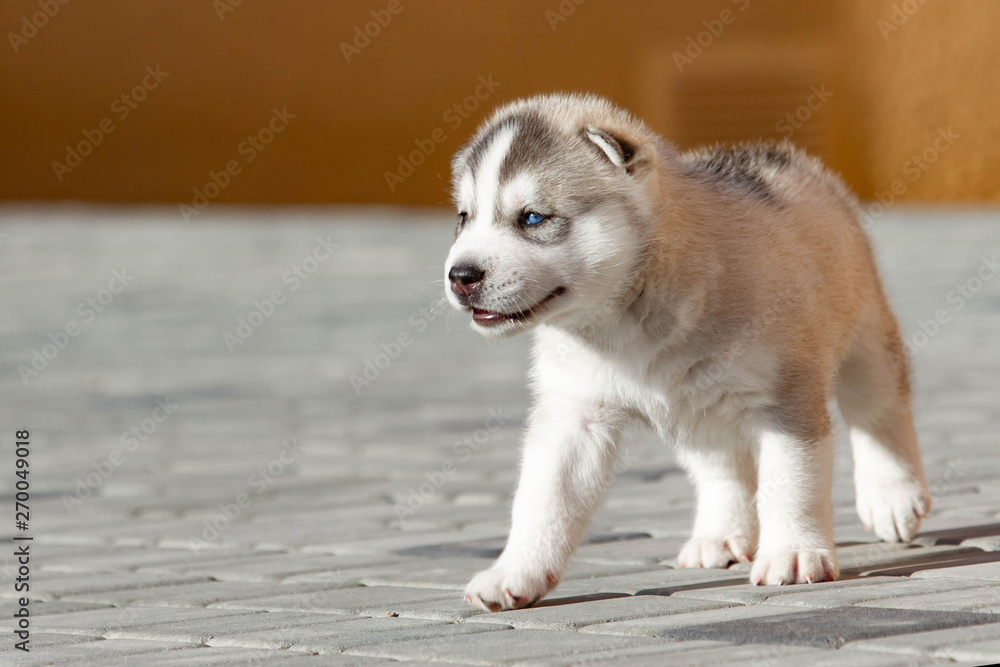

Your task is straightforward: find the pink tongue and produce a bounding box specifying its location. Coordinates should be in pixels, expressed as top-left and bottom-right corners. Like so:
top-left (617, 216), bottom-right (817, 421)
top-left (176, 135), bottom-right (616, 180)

top-left (473, 309), bottom-right (505, 322)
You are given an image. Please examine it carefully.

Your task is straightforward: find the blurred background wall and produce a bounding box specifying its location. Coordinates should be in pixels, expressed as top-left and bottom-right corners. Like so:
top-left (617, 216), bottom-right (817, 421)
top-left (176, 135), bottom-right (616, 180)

top-left (2, 0), bottom-right (998, 207)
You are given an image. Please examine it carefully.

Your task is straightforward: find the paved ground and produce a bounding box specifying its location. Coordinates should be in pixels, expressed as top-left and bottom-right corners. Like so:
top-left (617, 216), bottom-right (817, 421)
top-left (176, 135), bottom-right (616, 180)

top-left (1, 205), bottom-right (999, 665)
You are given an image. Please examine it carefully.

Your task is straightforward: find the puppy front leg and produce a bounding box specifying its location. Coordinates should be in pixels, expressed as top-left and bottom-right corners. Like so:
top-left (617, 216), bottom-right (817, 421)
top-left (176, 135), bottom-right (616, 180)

top-left (465, 400), bottom-right (624, 611)
top-left (677, 446), bottom-right (758, 569)
top-left (751, 428), bottom-right (839, 585)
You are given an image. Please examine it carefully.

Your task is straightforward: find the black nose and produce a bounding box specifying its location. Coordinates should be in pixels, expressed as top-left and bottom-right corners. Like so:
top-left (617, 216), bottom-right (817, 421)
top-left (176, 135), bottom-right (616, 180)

top-left (449, 264), bottom-right (484, 297)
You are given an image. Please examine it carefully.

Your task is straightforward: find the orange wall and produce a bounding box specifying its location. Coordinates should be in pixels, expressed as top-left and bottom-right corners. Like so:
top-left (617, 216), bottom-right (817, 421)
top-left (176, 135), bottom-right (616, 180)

top-left (846, 0), bottom-right (1000, 201)
top-left (1, 1), bottom-right (997, 206)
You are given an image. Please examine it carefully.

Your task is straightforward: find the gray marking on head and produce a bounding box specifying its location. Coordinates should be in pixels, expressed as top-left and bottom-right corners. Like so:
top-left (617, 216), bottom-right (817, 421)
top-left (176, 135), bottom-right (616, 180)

top-left (464, 111), bottom-right (574, 244)
top-left (498, 112), bottom-right (558, 184)
top-left (464, 114), bottom-right (526, 181)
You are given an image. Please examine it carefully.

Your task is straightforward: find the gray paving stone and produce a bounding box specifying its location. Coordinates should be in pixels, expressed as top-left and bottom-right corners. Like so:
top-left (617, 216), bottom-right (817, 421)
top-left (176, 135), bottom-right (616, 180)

top-left (759, 648), bottom-right (961, 666)
top-left (670, 575), bottom-right (907, 606)
top-left (600, 511), bottom-right (697, 540)
top-left (855, 584), bottom-right (1000, 613)
top-left (208, 615), bottom-right (509, 653)
top-left (142, 552), bottom-right (404, 583)
top-left (3, 209), bottom-right (999, 662)
top-left (605, 605), bottom-right (998, 649)
top-left (209, 585), bottom-right (458, 616)
top-left (33, 607), bottom-right (253, 636)
top-left (29, 601), bottom-right (114, 616)
top-left (466, 594), bottom-right (737, 631)
top-left (62, 580), bottom-right (343, 608)
top-left (37, 546), bottom-right (260, 574)
top-left (351, 556), bottom-right (651, 591)
top-left (344, 557), bottom-right (499, 590)
top-left (912, 523), bottom-right (1000, 550)
top-left (546, 566), bottom-right (747, 597)
top-left (759, 576), bottom-right (992, 609)
top-left (836, 543), bottom-right (987, 575)
top-left (522, 642), bottom-right (904, 667)
top-left (572, 536), bottom-right (689, 567)
top-left (104, 646), bottom-right (327, 665)
top-left (911, 558), bottom-right (1000, 582)
top-left (0, 633), bottom-right (101, 652)
top-left (366, 594), bottom-right (494, 622)
top-left (578, 604), bottom-right (803, 637)
top-left (513, 641), bottom-right (736, 666)
top-left (30, 572), bottom-right (212, 601)
top-left (862, 550), bottom-right (1000, 577)
top-left (300, 530), bottom-right (507, 557)
top-left (845, 620), bottom-right (1000, 662)
top-left (962, 535), bottom-right (1000, 552)
top-left (4, 639), bottom-right (199, 666)
top-left (344, 627), bottom-right (662, 664)
top-left (102, 611), bottom-right (363, 645)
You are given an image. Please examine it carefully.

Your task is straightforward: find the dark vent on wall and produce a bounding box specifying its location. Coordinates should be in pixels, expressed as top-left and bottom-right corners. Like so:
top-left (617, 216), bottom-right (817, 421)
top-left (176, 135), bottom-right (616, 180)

top-left (640, 44), bottom-right (836, 157)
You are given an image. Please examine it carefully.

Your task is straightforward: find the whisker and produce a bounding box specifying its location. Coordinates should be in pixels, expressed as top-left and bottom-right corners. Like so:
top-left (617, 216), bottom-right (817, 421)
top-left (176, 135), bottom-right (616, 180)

top-left (408, 279), bottom-right (446, 299)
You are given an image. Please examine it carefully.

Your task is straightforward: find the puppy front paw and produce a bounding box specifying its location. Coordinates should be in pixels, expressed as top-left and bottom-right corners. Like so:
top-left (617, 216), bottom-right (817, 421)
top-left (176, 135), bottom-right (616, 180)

top-left (677, 535), bottom-right (755, 569)
top-left (464, 566), bottom-right (559, 612)
top-left (856, 476), bottom-right (931, 543)
top-left (750, 549), bottom-right (838, 585)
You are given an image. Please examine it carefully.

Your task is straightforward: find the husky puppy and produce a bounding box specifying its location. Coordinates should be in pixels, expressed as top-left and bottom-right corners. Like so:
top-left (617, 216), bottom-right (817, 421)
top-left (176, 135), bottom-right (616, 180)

top-left (443, 93), bottom-right (930, 611)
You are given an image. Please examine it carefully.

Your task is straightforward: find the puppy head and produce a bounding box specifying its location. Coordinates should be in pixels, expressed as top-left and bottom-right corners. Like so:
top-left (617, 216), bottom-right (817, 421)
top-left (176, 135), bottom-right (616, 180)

top-left (444, 93), bottom-right (661, 338)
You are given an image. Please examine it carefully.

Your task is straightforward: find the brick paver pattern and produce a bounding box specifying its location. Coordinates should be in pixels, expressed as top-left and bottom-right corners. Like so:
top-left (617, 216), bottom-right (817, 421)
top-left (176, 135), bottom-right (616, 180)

top-left (1, 206), bottom-right (999, 665)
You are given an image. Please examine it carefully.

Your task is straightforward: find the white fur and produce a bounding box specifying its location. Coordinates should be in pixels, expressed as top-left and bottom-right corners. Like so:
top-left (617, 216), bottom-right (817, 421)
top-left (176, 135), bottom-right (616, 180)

top-left (474, 125), bottom-right (516, 221)
top-left (501, 173), bottom-right (538, 213)
top-left (750, 429), bottom-right (838, 585)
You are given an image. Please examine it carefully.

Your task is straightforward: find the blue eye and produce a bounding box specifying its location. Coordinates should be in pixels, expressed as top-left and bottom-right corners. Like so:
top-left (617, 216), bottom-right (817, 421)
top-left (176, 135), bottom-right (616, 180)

top-left (524, 211), bottom-right (546, 225)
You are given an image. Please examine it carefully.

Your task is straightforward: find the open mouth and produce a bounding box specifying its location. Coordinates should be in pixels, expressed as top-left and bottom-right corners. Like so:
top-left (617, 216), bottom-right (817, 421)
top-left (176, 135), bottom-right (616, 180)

top-left (471, 287), bottom-right (566, 327)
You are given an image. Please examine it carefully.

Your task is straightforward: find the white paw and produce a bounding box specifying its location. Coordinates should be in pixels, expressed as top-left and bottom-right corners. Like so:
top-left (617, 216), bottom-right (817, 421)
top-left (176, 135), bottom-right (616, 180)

top-left (856, 476), bottom-right (931, 543)
top-left (750, 549), bottom-right (838, 585)
top-left (464, 567), bottom-right (559, 612)
top-left (677, 535), bottom-right (755, 569)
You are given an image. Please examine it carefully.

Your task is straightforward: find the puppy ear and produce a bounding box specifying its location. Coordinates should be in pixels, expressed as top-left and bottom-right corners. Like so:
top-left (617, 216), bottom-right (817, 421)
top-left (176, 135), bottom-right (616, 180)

top-left (584, 126), bottom-right (651, 176)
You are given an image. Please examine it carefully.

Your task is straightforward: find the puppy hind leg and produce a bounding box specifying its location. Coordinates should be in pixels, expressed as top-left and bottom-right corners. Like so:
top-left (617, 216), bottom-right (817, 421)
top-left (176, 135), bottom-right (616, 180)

top-left (837, 320), bottom-right (931, 543)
